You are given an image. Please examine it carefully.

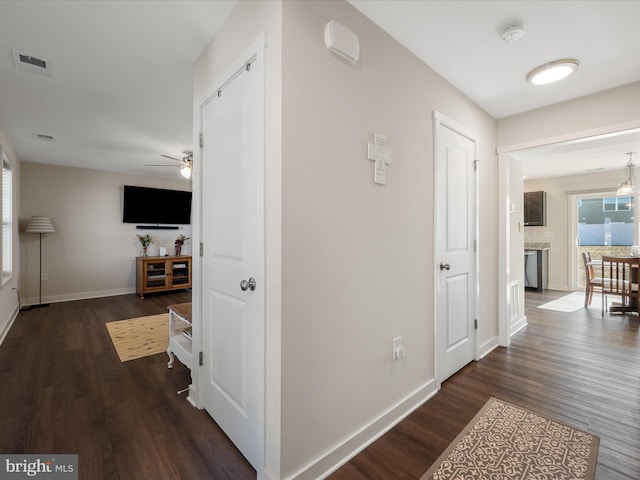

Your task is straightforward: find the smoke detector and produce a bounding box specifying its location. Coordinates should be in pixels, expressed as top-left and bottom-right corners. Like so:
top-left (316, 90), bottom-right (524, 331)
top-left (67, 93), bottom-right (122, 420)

top-left (500, 24), bottom-right (525, 44)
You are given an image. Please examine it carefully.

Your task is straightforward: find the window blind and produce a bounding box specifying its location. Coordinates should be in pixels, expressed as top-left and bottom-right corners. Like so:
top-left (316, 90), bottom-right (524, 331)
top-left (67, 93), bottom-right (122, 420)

top-left (2, 155), bottom-right (12, 280)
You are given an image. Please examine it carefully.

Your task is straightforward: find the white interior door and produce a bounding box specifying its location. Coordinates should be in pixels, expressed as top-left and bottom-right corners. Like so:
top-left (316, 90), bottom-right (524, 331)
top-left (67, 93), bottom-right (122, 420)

top-left (199, 49), bottom-right (264, 470)
top-left (434, 112), bottom-right (477, 383)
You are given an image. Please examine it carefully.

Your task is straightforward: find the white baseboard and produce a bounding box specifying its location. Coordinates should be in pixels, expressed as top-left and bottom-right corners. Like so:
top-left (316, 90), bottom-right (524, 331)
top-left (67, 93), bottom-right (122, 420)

top-left (290, 379), bottom-right (438, 480)
top-left (479, 335), bottom-right (500, 359)
top-left (510, 315), bottom-right (528, 337)
top-left (22, 287), bottom-right (136, 306)
top-left (0, 304), bottom-right (20, 346)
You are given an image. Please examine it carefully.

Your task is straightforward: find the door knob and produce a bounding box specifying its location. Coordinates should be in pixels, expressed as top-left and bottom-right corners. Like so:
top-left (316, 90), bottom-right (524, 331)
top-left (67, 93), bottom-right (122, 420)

top-left (440, 262), bottom-right (450, 271)
top-left (240, 277), bottom-right (257, 291)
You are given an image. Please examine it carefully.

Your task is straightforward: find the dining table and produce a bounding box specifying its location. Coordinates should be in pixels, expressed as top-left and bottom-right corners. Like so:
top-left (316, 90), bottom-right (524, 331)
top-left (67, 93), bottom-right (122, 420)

top-left (588, 256), bottom-right (640, 314)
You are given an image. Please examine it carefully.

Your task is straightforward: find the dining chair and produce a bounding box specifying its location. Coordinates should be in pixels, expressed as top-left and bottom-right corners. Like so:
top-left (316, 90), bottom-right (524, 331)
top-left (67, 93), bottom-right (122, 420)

top-left (582, 252), bottom-right (604, 307)
top-left (600, 256), bottom-right (640, 317)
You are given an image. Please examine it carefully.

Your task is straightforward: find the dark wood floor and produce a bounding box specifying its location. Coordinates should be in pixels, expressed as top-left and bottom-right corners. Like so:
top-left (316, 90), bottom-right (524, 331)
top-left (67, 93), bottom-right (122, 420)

top-left (0, 292), bottom-right (255, 480)
top-left (330, 290), bottom-right (640, 480)
top-left (2, 291), bottom-right (639, 479)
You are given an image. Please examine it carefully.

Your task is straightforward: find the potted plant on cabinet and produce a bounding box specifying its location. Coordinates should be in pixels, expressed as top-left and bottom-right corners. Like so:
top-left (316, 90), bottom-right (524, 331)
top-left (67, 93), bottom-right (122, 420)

top-left (137, 234), bottom-right (153, 257)
top-left (175, 234), bottom-right (189, 256)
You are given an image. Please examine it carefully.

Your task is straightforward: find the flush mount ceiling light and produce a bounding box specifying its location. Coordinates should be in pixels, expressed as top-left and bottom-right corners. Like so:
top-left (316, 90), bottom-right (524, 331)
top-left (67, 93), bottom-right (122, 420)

top-left (616, 152), bottom-right (639, 196)
top-left (526, 59), bottom-right (579, 85)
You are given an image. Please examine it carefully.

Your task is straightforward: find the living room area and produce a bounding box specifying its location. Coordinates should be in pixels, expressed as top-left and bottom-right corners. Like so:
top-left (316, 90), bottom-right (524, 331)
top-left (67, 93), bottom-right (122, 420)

top-left (0, 155), bottom-right (243, 478)
top-left (18, 161), bottom-right (192, 307)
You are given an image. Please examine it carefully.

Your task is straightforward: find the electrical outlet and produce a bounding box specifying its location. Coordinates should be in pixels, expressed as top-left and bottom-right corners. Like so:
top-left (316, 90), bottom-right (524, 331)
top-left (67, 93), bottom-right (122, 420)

top-left (392, 336), bottom-right (405, 360)
top-left (41, 273), bottom-right (48, 281)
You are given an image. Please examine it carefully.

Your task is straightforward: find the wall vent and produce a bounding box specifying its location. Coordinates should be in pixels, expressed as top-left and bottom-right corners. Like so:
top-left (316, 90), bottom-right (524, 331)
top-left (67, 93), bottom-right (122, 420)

top-left (12, 50), bottom-right (52, 77)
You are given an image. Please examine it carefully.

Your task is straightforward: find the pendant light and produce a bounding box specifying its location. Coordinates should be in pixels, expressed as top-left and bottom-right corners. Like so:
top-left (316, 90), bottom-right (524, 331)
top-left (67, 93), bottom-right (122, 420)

top-left (616, 152), bottom-right (639, 196)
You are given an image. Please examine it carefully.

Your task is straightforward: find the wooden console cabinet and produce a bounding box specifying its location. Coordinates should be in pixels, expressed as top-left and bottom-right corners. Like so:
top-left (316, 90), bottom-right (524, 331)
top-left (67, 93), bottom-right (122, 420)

top-left (136, 255), bottom-right (192, 298)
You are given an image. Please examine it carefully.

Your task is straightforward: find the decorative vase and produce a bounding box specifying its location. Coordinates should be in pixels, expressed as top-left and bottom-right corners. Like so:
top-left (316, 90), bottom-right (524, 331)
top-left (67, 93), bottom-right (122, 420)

top-left (175, 245), bottom-right (181, 256)
top-left (142, 246), bottom-right (149, 257)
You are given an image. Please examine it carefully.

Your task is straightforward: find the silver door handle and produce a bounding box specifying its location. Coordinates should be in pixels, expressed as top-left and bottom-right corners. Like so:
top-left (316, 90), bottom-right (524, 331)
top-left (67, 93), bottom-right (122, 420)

top-left (440, 262), bottom-right (450, 271)
top-left (240, 277), bottom-right (256, 291)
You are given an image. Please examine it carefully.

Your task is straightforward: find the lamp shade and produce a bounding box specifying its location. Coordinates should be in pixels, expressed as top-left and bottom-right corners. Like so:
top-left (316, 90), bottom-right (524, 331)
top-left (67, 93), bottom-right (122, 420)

top-left (615, 152), bottom-right (639, 196)
top-left (25, 216), bottom-right (55, 233)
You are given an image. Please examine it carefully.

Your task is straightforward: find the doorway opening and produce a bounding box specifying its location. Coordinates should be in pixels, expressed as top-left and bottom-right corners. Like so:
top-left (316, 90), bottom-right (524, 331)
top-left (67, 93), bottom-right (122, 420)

top-left (498, 124), bottom-right (640, 347)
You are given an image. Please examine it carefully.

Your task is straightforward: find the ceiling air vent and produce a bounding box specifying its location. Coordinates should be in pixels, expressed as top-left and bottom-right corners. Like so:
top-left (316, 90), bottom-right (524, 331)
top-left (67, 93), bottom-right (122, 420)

top-left (12, 50), bottom-right (52, 77)
top-left (20, 54), bottom-right (46, 69)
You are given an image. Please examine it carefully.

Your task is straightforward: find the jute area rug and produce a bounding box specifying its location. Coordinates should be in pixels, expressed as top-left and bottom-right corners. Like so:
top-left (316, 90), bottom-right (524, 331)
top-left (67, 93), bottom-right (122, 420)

top-left (106, 313), bottom-right (170, 362)
top-left (420, 397), bottom-right (599, 480)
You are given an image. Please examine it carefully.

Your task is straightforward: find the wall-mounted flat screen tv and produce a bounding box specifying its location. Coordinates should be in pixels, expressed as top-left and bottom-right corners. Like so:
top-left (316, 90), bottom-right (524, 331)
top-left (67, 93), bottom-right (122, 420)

top-left (123, 185), bottom-right (192, 225)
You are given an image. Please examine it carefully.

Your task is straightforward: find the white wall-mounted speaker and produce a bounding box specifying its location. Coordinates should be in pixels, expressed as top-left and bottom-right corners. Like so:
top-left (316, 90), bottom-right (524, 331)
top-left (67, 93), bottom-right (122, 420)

top-left (324, 20), bottom-right (360, 63)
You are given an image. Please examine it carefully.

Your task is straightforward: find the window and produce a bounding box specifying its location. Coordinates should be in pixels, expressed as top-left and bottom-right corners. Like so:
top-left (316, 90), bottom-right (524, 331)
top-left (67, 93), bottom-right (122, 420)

top-left (603, 196), bottom-right (631, 212)
top-left (2, 152), bottom-right (12, 283)
top-left (578, 196), bottom-right (635, 246)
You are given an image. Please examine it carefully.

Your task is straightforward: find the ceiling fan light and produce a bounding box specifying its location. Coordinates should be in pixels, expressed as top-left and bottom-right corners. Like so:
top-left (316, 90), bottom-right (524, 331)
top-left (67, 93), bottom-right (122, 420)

top-left (180, 165), bottom-right (192, 179)
top-left (526, 59), bottom-right (579, 85)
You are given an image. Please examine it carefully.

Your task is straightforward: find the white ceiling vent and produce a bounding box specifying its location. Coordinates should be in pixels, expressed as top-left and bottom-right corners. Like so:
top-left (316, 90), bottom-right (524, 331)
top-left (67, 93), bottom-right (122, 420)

top-left (324, 21), bottom-right (360, 63)
top-left (12, 50), bottom-right (52, 77)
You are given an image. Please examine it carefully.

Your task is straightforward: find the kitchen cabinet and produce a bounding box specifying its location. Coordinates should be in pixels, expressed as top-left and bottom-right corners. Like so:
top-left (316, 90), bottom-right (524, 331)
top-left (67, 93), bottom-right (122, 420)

top-left (524, 191), bottom-right (547, 226)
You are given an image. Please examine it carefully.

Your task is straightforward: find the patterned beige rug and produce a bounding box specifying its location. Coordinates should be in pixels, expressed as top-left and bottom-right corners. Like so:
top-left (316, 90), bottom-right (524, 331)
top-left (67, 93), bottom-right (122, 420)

top-left (106, 313), bottom-right (169, 362)
top-left (420, 397), bottom-right (599, 480)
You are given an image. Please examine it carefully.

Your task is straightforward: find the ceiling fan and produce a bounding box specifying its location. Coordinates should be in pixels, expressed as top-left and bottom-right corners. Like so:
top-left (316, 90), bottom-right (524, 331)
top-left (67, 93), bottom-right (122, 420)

top-left (145, 151), bottom-right (193, 178)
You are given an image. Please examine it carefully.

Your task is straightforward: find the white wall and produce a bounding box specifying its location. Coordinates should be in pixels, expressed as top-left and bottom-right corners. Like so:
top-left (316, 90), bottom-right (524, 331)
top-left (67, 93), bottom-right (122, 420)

top-left (280, 1), bottom-right (497, 477)
top-left (0, 127), bottom-right (21, 343)
top-left (498, 81), bottom-right (640, 147)
top-left (20, 162), bottom-right (191, 304)
top-left (509, 157), bottom-right (526, 327)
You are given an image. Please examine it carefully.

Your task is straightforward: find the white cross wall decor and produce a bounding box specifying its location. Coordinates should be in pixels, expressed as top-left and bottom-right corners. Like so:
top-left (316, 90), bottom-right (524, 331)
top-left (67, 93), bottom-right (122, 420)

top-left (367, 132), bottom-right (392, 185)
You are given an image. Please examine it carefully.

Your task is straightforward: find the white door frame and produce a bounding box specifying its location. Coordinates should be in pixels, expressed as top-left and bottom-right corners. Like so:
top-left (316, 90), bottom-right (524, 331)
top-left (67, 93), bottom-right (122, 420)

top-left (433, 111), bottom-right (480, 385)
top-left (497, 120), bottom-right (640, 347)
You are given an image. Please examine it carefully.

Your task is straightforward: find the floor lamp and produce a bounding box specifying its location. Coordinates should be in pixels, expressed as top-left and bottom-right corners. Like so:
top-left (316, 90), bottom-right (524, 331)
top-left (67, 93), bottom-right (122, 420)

top-left (24, 216), bottom-right (55, 309)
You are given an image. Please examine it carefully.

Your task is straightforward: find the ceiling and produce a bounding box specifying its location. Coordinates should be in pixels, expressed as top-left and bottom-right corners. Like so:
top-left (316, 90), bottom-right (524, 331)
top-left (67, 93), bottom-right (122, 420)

top-left (1, 1), bottom-right (640, 180)
top-left (0, 0), bottom-right (238, 178)
top-left (349, 0), bottom-right (640, 179)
